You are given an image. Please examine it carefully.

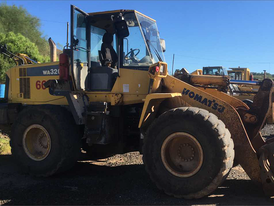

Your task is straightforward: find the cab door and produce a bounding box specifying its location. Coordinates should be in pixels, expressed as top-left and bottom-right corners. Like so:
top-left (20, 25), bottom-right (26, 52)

top-left (70, 5), bottom-right (89, 90)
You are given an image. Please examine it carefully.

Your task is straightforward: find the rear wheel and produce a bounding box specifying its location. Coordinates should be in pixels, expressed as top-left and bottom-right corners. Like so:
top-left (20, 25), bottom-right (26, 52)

top-left (23, 124), bottom-right (52, 161)
top-left (143, 107), bottom-right (234, 199)
top-left (10, 106), bottom-right (81, 176)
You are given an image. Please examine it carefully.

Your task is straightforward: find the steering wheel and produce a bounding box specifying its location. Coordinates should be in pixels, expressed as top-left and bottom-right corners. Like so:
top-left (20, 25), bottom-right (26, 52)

top-left (125, 48), bottom-right (140, 59)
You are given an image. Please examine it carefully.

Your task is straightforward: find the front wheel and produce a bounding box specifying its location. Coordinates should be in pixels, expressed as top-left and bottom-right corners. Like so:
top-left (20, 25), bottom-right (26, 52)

top-left (143, 107), bottom-right (234, 199)
top-left (10, 106), bottom-right (81, 176)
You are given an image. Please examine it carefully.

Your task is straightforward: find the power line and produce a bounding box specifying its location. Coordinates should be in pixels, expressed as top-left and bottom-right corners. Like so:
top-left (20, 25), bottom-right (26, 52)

top-left (40, 19), bottom-right (67, 24)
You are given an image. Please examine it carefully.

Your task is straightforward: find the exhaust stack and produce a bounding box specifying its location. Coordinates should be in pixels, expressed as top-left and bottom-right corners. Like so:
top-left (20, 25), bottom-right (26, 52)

top-left (48, 38), bottom-right (57, 62)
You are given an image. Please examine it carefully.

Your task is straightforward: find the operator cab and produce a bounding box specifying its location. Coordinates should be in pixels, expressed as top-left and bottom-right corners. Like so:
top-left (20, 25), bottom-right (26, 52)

top-left (69, 6), bottom-right (165, 92)
top-left (228, 71), bottom-right (243, 80)
top-left (203, 66), bottom-right (227, 76)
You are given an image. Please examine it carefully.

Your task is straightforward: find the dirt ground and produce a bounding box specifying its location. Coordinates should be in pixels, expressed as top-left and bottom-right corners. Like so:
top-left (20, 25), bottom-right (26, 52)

top-left (0, 125), bottom-right (274, 205)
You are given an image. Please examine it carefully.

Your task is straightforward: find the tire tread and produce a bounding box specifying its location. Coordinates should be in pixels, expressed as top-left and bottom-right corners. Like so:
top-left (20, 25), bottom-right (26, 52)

top-left (143, 107), bottom-right (234, 199)
top-left (10, 105), bottom-right (81, 177)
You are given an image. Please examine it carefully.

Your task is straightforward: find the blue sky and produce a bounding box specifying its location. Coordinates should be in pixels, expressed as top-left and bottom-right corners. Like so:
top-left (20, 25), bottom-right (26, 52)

top-left (4, 1), bottom-right (274, 74)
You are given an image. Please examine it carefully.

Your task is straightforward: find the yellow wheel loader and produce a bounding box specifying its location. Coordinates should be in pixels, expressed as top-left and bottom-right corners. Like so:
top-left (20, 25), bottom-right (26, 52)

top-left (175, 66), bottom-right (259, 103)
top-left (228, 67), bottom-right (259, 101)
top-left (1, 5), bottom-right (274, 199)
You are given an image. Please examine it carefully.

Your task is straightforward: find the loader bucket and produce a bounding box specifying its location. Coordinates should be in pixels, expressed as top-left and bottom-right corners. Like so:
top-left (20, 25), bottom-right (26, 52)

top-left (228, 78), bottom-right (274, 196)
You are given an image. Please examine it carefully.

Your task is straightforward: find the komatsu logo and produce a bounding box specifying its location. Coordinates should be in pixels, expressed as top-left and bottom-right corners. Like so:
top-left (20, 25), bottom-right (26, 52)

top-left (182, 88), bottom-right (225, 113)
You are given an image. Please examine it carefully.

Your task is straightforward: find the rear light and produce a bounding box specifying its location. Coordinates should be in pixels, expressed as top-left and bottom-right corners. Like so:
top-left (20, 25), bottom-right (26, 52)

top-left (150, 66), bottom-right (160, 75)
top-left (59, 53), bottom-right (69, 80)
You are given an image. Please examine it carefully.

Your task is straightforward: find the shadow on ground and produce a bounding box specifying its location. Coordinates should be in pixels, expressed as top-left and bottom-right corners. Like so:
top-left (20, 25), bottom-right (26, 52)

top-left (0, 154), bottom-right (273, 205)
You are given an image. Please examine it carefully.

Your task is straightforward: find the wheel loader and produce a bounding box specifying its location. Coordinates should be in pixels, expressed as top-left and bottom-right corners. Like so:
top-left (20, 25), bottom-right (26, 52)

top-left (1, 5), bottom-right (274, 199)
top-left (175, 66), bottom-right (259, 102)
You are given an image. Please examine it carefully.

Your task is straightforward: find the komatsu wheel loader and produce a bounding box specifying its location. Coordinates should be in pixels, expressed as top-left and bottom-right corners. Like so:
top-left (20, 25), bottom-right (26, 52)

top-left (1, 5), bottom-right (274, 199)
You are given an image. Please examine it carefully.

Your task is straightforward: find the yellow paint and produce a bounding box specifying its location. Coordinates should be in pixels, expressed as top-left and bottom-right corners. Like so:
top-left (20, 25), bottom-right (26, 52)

top-left (7, 62), bottom-right (68, 105)
top-left (191, 69), bottom-right (202, 75)
top-left (148, 62), bottom-right (168, 93)
top-left (138, 93), bottom-right (182, 128)
top-left (228, 67), bottom-right (250, 81)
top-left (6, 63), bottom-right (151, 106)
top-left (197, 87), bottom-right (249, 109)
top-left (190, 75), bottom-right (229, 87)
top-left (85, 68), bottom-right (150, 105)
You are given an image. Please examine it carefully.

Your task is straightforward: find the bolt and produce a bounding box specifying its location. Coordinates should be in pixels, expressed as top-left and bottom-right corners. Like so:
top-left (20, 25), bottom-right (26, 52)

top-left (250, 116), bottom-right (257, 123)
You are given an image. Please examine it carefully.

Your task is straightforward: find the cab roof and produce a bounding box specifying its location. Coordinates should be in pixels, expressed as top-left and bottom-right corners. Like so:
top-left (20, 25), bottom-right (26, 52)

top-left (88, 9), bottom-right (156, 22)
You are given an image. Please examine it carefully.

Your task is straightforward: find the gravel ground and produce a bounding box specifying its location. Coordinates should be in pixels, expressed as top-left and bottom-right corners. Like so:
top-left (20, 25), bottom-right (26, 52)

top-left (1, 126), bottom-right (274, 205)
top-left (1, 153), bottom-right (274, 205)
top-left (261, 124), bottom-right (274, 137)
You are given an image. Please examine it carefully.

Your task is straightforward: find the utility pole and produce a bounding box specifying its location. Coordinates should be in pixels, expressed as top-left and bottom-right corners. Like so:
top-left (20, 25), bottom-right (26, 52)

top-left (66, 22), bottom-right (69, 49)
top-left (172, 54), bottom-right (175, 75)
top-left (264, 70), bottom-right (266, 79)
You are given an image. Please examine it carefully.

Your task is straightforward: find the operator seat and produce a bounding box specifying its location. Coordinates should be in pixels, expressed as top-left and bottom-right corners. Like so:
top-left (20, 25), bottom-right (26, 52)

top-left (100, 33), bottom-right (118, 68)
top-left (85, 33), bottom-right (118, 91)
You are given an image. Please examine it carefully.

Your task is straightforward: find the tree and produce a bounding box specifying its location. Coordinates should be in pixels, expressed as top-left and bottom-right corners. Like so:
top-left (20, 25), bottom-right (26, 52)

top-left (0, 3), bottom-right (50, 57)
top-left (0, 3), bottom-right (51, 83)
top-left (0, 32), bottom-right (48, 83)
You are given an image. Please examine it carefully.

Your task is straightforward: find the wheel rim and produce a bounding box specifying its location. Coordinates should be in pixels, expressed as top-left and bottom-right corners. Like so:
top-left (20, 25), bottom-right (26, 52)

top-left (23, 124), bottom-right (51, 161)
top-left (161, 132), bottom-right (203, 177)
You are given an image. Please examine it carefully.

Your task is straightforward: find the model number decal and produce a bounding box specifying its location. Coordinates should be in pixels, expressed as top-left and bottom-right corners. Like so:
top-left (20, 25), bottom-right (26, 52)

top-left (27, 65), bottom-right (60, 76)
top-left (42, 69), bottom-right (59, 75)
top-left (182, 88), bottom-right (225, 113)
top-left (36, 80), bottom-right (47, 90)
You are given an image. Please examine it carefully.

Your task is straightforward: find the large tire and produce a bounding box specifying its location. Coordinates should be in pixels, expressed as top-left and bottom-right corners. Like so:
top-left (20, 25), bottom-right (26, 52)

top-left (10, 106), bottom-right (81, 176)
top-left (143, 107), bottom-right (234, 199)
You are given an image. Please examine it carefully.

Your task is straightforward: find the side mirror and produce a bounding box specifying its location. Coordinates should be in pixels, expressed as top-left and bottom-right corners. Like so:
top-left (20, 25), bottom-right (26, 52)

top-left (114, 20), bottom-right (129, 38)
top-left (160, 38), bottom-right (166, 52)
